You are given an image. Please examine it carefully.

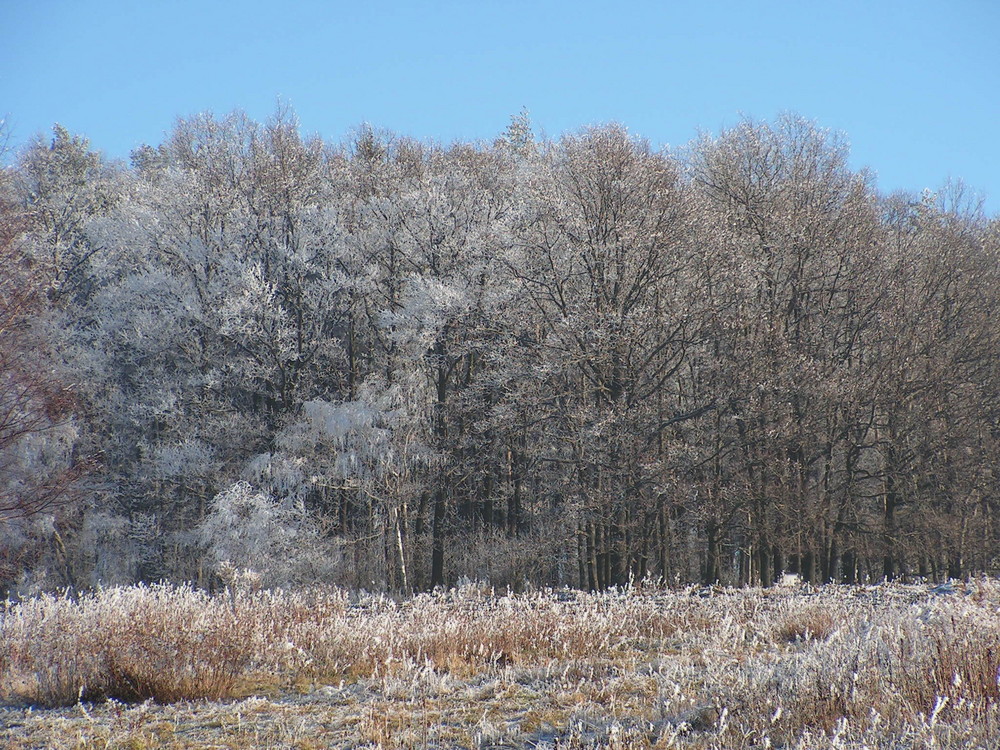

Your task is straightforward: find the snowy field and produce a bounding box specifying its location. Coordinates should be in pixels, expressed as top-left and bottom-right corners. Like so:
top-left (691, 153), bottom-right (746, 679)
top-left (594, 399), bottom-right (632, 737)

top-left (2, 580), bottom-right (999, 748)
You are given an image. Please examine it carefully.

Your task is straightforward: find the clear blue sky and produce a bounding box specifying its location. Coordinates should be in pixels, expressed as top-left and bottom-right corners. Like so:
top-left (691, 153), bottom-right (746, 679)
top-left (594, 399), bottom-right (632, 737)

top-left (3, 0), bottom-right (998, 214)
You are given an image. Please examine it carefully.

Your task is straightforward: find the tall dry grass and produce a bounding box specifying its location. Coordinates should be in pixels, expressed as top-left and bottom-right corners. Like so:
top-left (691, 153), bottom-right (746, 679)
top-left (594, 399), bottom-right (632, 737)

top-left (0, 582), bottom-right (348, 704)
top-left (2, 578), bottom-right (999, 747)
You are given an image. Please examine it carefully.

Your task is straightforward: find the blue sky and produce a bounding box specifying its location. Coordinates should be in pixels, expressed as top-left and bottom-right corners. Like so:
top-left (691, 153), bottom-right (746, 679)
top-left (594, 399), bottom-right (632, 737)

top-left (3, 0), bottom-right (998, 214)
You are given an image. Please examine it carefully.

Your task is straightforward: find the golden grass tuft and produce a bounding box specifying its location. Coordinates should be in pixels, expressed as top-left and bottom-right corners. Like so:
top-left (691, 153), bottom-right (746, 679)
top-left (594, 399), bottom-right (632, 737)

top-left (773, 603), bottom-right (838, 644)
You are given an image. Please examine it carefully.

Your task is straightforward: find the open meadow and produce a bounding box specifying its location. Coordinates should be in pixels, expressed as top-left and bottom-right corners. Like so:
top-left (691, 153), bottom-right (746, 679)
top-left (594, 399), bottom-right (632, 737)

top-left (2, 579), bottom-right (1000, 749)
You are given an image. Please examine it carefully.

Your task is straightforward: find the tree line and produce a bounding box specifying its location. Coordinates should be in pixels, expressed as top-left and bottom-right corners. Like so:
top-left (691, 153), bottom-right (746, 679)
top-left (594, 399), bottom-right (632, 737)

top-left (1, 109), bottom-right (997, 594)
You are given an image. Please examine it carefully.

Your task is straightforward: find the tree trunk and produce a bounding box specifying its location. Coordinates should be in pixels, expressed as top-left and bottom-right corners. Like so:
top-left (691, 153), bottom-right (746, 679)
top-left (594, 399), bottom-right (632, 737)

top-left (431, 489), bottom-right (446, 588)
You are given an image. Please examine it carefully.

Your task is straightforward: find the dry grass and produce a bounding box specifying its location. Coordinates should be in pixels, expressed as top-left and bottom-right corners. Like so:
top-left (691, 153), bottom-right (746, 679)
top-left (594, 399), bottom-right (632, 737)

top-left (771, 602), bottom-right (838, 644)
top-left (2, 579), bottom-right (1000, 748)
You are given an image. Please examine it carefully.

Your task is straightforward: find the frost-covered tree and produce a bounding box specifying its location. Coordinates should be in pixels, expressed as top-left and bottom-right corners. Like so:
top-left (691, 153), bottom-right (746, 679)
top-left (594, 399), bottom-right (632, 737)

top-left (509, 125), bottom-right (705, 587)
top-left (5, 109), bottom-right (998, 591)
top-left (689, 115), bottom-right (890, 584)
top-left (0, 153), bottom-right (87, 593)
top-left (195, 481), bottom-right (338, 587)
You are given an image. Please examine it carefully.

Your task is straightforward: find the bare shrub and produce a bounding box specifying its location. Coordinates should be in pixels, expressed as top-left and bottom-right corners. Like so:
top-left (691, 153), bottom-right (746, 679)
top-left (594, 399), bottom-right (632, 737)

top-left (1, 584), bottom-right (270, 705)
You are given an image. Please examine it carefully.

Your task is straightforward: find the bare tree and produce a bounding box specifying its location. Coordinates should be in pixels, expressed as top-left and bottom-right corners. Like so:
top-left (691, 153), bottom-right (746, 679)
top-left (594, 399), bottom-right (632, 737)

top-left (0, 168), bottom-right (81, 521)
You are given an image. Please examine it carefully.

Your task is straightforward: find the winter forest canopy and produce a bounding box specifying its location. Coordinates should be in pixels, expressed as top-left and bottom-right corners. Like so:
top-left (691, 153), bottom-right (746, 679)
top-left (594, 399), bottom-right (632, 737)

top-left (1, 109), bottom-right (998, 596)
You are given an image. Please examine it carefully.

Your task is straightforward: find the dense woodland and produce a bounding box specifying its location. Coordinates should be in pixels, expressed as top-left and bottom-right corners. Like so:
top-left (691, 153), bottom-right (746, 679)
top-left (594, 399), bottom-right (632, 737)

top-left (1, 110), bottom-right (998, 595)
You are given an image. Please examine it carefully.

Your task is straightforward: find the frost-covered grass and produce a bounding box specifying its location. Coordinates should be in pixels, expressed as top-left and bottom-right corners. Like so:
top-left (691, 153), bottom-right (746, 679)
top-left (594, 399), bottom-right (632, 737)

top-left (2, 580), bottom-right (1000, 748)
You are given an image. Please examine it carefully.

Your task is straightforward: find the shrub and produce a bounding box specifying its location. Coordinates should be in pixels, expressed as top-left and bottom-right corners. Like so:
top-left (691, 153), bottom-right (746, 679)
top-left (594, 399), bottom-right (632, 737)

top-left (0, 584), bottom-right (268, 705)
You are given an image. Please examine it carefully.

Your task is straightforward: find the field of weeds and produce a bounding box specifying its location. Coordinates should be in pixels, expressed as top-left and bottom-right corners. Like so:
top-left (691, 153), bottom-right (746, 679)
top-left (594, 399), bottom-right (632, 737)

top-left (2, 579), bottom-right (1000, 749)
